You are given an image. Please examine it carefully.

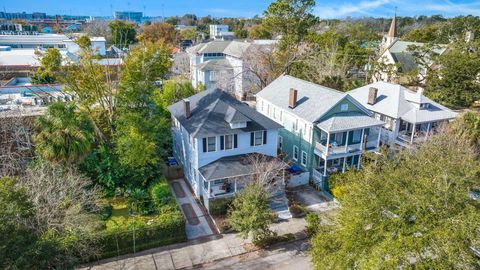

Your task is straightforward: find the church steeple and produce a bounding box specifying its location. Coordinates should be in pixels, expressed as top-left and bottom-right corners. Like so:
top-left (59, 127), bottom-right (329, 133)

top-left (380, 8), bottom-right (398, 52)
top-left (387, 10), bottom-right (397, 38)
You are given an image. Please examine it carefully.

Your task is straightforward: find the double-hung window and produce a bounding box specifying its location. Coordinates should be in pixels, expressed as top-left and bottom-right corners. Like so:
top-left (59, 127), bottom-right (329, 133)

top-left (202, 136), bottom-right (216, 152)
top-left (251, 131), bottom-right (267, 146)
top-left (293, 145), bottom-right (299, 161)
top-left (352, 130), bottom-right (362, 144)
top-left (301, 151), bottom-right (307, 167)
top-left (220, 134), bottom-right (237, 150)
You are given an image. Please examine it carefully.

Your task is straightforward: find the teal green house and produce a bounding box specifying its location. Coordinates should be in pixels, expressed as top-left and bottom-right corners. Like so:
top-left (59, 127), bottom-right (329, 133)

top-left (256, 75), bottom-right (384, 190)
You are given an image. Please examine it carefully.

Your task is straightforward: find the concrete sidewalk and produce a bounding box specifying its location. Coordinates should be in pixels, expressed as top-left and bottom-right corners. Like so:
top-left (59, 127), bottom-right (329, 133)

top-left (81, 218), bottom-right (307, 270)
top-left (169, 179), bottom-right (215, 240)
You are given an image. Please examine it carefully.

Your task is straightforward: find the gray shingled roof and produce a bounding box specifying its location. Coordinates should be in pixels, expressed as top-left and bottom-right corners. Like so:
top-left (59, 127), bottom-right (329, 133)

top-left (196, 58), bottom-right (232, 71)
top-left (348, 81), bottom-right (458, 124)
top-left (255, 75), bottom-right (369, 123)
top-left (186, 40), bottom-right (251, 58)
top-left (224, 106), bottom-right (250, 123)
top-left (168, 89), bottom-right (282, 138)
top-left (199, 154), bottom-right (275, 181)
top-left (317, 112), bottom-right (384, 132)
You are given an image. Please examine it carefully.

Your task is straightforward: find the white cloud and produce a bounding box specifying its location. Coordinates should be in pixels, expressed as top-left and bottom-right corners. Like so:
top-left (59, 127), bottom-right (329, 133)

top-left (315, 0), bottom-right (391, 19)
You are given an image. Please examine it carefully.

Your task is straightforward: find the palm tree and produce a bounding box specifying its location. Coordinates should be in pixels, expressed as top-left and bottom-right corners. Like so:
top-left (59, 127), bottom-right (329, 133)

top-left (34, 102), bottom-right (95, 164)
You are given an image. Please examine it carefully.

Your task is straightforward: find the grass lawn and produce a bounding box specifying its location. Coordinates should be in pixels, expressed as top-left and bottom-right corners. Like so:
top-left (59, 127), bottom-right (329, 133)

top-left (103, 197), bottom-right (158, 231)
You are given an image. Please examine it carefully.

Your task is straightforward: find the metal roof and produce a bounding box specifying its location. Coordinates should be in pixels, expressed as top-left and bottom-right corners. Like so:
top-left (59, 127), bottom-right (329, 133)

top-left (348, 81), bottom-right (458, 124)
top-left (256, 75), bottom-right (351, 123)
top-left (317, 112), bottom-right (384, 132)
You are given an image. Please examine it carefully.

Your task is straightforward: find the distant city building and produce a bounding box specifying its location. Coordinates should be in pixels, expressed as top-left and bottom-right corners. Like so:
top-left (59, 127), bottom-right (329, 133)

top-left (114, 11), bottom-right (143, 23)
top-left (209, 24), bottom-right (234, 40)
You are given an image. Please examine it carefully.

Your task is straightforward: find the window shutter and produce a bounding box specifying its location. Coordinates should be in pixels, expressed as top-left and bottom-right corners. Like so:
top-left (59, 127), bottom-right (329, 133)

top-left (234, 134), bottom-right (238, 148)
top-left (202, 138), bottom-right (207, 152)
top-left (220, 135), bottom-right (225, 150)
top-left (263, 130), bottom-right (267, 144)
top-left (250, 132), bottom-right (254, 146)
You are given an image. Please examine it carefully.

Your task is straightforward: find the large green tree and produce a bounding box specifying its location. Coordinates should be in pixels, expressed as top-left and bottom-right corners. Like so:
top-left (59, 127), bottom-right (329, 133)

top-left (311, 134), bottom-right (480, 269)
top-left (109, 20), bottom-right (136, 48)
top-left (31, 48), bottom-right (62, 84)
top-left (34, 102), bottom-right (94, 164)
top-left (114, 41), bottom-right (173, 186)
top-left (425, 40), bottom-right (480, 108)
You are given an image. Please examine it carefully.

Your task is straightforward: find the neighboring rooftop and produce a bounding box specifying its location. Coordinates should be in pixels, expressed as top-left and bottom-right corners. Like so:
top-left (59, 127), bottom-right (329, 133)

top-left (187, 40), bottom-right (252, 58)
top-left (168, 88), bottom-right (282, 138)
top-left (348, 81), bottom-right (458, 123)
top-left (197, 58), bottom-right (232, 71)
top-left (317, 112), bottom-right (384, 133)
top-left (256, 75), bottom-right (366, 123)
top-left (384, 40), bottom-right (447, 72)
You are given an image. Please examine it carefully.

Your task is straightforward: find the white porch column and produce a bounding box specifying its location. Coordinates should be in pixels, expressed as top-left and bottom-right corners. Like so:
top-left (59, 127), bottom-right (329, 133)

top-left (342, 157), bottom-right (347, 173)
top-left (344, 131), bottom-right (350, 152)
top-left (323, 158), bottom-right (328, 177)
top-left (234, 179), bottom-right (237, 193)
top-left (357, 154), bottom-right (362, 170)
top-left (207, 181), bottom-right (211, 198)
top-left (376, 127), bottom-right (381, 147)
top-left (410, 124), bottom-right (416, 144)
top-left (360, 128), bottom-right (365, 150)
top-left (425, 122), bottom-right (432, 141)
top-left (325, 131), bottom-right (330, 155)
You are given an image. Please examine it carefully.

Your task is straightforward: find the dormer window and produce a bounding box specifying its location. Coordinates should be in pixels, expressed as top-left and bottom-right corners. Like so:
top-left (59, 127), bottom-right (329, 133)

top-left (420, 103), bottom-right (429, 110)
top-left (230, 121), bottom-right (247, 129)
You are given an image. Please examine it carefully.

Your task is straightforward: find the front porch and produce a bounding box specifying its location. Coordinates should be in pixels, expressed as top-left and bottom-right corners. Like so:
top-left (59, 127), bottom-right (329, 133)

top-left (311, 154), bottom-right (361, 190)
top-left (396, 120), bottom-right (442, 146)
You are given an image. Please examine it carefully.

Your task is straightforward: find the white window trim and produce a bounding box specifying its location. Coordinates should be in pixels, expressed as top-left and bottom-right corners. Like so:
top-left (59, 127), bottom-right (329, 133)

top-left (207, 136), bottom-right (216, 152)
top-left (301, 150), bottom-right (307, 167)
top-left (223, 134), bottom-right (234, 150)
top-left (293, 145), bottom-right (299, 161)
top-left (254, 130), bottom-right (264, 146)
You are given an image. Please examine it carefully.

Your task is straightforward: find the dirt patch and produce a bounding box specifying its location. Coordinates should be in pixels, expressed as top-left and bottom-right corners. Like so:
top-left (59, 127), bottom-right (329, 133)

top-left (172, 181), bottom-right (186, 198)
top-left (181, 203), bottom-right (200, 225)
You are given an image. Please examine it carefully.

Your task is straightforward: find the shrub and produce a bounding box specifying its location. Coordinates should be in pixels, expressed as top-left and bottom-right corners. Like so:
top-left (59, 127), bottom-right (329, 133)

top-left (150, 178), bottom-right (173, 209)
top-left (209, 197), bottom-right (234, 217)
top-left (254, 232), bottom-right (295, 248)
top-left (100, 204), bottom-right (113, 220)
top-left (127, 188), bottom-right (153, 215)
top-left (289, 204), bottom-right (304, 218)
top-left (305, 212), bottom-right (320, 235)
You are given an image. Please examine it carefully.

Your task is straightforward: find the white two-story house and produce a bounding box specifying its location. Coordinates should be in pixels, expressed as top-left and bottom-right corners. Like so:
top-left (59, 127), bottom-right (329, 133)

top-left (186, 40), bottom-right (255, 100)
top-left (348, 81), bottom-right (458, 148)
top-left (168, 88), bottom-right (282, 211)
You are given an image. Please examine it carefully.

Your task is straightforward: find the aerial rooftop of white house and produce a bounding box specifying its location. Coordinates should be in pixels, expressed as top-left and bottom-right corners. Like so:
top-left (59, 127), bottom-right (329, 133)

top-left (256, 75), bottom-right (370, 124)
top-left (186, 40), bottom-right (252, 58)
top-left (348, 81), bottom-right (457, 123)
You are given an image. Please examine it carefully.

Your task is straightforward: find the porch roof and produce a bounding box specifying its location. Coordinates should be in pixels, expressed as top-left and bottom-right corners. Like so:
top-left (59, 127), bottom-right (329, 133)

top-left (317, 112), bottom-right (384, 133)
top-left (198, 154), bottom-right (276, 181)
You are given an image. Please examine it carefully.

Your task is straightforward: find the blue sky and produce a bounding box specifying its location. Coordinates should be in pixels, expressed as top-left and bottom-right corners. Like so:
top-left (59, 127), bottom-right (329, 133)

top-left (2, 0), bottom-right (480, 18)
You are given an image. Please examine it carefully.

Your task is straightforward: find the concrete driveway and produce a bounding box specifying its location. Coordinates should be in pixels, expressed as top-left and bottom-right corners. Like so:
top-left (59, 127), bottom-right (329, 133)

top-left (290, 185), bottom-right (339, 213)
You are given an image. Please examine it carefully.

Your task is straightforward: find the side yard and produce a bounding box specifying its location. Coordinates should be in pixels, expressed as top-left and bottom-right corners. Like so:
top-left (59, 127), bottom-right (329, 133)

top-left (88, 177), bottom-right (187, 260)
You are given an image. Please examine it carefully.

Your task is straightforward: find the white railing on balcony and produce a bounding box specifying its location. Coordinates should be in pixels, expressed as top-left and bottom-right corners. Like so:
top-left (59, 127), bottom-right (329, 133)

top-left (312, 168), bottom-right (323, 180)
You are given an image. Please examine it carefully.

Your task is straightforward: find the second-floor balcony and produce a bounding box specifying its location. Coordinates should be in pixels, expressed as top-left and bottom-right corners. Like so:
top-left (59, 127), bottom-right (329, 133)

top-left (315, 127), bottom-right (381, 157)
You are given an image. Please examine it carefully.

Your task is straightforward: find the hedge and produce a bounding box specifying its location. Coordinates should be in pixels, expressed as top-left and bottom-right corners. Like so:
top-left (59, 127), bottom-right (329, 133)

top-left (209, 197), bottom-right (234, 217)
top-left (92, 213), bottom-right (186, 260)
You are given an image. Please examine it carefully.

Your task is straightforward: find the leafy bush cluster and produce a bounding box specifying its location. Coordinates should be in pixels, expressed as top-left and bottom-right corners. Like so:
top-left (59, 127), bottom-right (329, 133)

top-left (209, 197), bottom-right (234, 217)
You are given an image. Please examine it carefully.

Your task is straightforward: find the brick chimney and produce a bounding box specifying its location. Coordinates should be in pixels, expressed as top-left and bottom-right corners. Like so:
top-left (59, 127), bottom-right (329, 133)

top-left (183, 99), bottom-right (191, 118)
top-left (289, 88), bottom-right (298, 108)
top-left (367, 87), bottom-right (378, 105)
